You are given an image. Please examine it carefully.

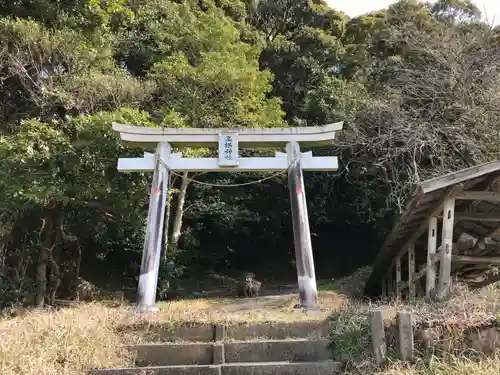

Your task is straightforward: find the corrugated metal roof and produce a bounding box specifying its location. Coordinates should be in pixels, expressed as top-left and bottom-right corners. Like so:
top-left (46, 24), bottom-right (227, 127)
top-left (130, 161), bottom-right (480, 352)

top-left (364, 160), bottom-right (500, 296)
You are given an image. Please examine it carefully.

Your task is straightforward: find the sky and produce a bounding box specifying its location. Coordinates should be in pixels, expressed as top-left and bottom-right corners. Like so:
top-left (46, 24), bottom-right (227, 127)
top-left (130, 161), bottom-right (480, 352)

top-left (326, 0), bottom-right (499, 24)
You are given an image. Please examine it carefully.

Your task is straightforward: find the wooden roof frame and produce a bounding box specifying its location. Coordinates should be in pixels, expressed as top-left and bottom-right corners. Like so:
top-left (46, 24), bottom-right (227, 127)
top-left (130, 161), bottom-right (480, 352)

top-left (364, 160), bottom-right (500, 296)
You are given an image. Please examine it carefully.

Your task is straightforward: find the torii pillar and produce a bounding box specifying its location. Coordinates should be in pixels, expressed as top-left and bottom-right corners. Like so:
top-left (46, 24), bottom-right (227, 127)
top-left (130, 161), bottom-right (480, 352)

top-left (113, 122), bottom-right (343, 312)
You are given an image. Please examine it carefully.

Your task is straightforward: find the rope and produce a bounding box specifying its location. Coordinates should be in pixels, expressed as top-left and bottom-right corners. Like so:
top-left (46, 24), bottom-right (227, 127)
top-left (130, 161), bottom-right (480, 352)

top-left (170, 169), bottom-right (286, 187)
top-left (158, 158), bottom-right (293, 188)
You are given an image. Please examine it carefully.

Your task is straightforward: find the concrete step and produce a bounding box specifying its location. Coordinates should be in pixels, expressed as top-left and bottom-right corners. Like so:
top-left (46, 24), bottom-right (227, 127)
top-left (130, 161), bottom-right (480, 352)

top-left (224, 339), bottom-right (331, 364)
top-left (132, 339), bottom-right (331, 366)
top-left (89, 361), bottom-right (342, 375)
top-left (131, 321), bottom-right (330, 342)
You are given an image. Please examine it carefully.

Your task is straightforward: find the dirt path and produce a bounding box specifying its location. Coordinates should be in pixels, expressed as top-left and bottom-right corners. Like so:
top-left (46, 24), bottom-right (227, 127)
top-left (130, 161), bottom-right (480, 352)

top-left (148, 271), bottom-right (371, 323)
top-left (151, 289), bottom-right (347, 324)
top-left (215, 293), bottom-right (299, 313)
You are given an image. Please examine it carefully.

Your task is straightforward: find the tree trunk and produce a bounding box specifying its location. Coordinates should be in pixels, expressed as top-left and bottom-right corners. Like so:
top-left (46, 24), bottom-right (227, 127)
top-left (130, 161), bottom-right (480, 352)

top-left (75, 241), bottom-right (82, 282)
top-left (0, 242), bottom-right (5, 277)
top-left (47, 249), bottom-right (60, 306)
top-left (171, 172), bottom-right (189, 249)
top-left (35, 208), bottom-right (56, 307)
top-left (35, 250), bottom-right (48, 307)
top-left (163, 175), bottom-right (173, 264)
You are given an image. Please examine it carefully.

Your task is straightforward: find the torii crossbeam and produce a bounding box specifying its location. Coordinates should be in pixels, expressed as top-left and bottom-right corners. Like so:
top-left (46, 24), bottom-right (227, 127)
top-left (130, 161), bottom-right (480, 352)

top-left (112, 122), bottom-right (343, 312)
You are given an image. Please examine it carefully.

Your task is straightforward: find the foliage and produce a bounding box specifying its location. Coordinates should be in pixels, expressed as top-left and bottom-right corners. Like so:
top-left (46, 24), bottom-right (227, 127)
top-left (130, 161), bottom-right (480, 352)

top-left (148, 47), bottom-right (284, 127)
top-left (1, 0), bottom-right (500, 307)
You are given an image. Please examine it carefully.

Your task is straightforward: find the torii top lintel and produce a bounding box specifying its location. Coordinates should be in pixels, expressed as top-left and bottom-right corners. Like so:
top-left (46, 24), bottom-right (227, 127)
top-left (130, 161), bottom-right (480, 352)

top-left (112, 122), bottom-right (343, 149)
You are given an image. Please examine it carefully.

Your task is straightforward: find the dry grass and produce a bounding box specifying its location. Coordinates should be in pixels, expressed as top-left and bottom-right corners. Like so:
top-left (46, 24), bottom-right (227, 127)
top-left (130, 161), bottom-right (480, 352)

top-left (330, 282), bottom-right (500, 343)
top-left (0, 278), bottom-right (353, 375)
top-left (330, 282), bottom-right (500, 373)
top-left (345, 354), bottom-right (500, 374)
top-left (374, 283), bottom-right (500, 328)
top-left (0, 303), bottom-right (135, 375)
top-left (142, 290), bottom-right (347, 324)
top-left (2, 269), bottom-right (500, 375)
top-left (119, 270), bottom-right (372, 325)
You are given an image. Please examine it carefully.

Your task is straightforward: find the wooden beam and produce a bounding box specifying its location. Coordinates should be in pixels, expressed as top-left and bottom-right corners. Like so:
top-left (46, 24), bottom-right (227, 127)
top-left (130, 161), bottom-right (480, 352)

top-left (395, 257), bottom-right (402, 298)
top-left (426, 217), bottom-right (438, 297)
top-left (367, 166), bottom-right (500, 295)
top-left (364, 184), bottom-right (429, 295)
top-left (455, 174), bottom-right (500, 257)
top-left (390, 184), bottom-right (463, 270)
top-left (366, 184), bottom-right (462, 297)
top-left (419, 160), bottom-right (500, 195)
top-left (490, 175), bottom-right (500, 192)
top-left (451, 186), bottom-right (500, 277)
top-left (400, 250), bottom-right (443, 291)
top-left (408, 243), bottom-right (416, 298)
top-left (386, 271), bottom-right (394, 297)
top-left (117, 153), bottom-right (339, 172)
top-left (400, 267), bottom-right (425, 290)
top-left (437, 198), bottom-right (455, 300)
top-left (451, 231), bottom-right (500, 283)
top-left (388, 189), bottom-right (463, 298)
top-left (470, 228), bottom-right (500, 253)
top-left (455, 191), bottom-right (500, 201)
top-left (451, 212), bottom-right (500, 222)
top-left (452, 255), bottom-right (500, 265)
top-left (112, 122), bottom-right (344, 148)
top-left (467, 175), bottom-right (500, 212)
top-left (468, 271), bottom-right (500, 288)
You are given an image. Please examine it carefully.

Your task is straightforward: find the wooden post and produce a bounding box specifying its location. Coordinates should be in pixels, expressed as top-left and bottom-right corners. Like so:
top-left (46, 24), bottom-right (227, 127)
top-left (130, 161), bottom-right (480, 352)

top-left (397, 311), bottom-right (414, 361)
top-left (370, 310), bottom-right (387, 364)
top-left (395, 257), bottom-right (401, 298)
top-left (136, 142), bottom-right (171, 313)
top-left (426, 217), bottom-right (438, 297)
top-left (408, 244), bottom-right (415, 298)
top-left (387, 270), bottom-right (394, 297)
top-left (437, 198), bottom-right (455, 300)
top-left (286, 141), bottom-right (318, 309)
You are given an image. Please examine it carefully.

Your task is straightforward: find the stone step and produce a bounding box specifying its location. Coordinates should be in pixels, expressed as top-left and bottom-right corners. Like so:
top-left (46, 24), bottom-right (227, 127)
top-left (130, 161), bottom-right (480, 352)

top-left (131, 321), bottom-right (330, 342)
top-left (132, 339), bottom-right (331, 366)
top-left (89, 360), bottom-right (342, 375)
top-left (224, 339), bottom-right (331, 364)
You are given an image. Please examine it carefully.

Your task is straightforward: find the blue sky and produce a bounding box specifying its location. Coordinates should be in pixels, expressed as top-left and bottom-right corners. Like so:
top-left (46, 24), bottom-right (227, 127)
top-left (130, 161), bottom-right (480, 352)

top-left (325, 0), bottom-right (499, 24)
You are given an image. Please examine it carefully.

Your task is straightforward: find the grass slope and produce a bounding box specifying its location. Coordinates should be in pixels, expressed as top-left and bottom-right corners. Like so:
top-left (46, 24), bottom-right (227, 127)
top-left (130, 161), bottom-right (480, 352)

top-left (0, 267), bottom-right (499, 375)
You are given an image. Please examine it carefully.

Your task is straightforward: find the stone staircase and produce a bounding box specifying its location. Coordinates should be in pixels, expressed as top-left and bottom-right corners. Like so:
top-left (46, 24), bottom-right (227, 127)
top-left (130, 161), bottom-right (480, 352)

top-left (89, 321), bottom-right (342, 375)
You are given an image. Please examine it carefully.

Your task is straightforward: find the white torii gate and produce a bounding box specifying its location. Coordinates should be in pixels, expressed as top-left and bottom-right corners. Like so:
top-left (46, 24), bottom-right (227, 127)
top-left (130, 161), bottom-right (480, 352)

top-left (112, 122), bottom-right (343, 312)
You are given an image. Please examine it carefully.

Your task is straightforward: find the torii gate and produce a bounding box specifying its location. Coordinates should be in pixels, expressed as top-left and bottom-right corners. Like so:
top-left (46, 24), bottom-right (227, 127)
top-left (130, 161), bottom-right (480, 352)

top-left (112, 122), bottom-right (343, 312)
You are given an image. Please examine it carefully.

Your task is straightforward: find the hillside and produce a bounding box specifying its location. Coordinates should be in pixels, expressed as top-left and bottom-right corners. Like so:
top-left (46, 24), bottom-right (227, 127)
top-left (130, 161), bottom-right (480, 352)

top-left (2, 268), bottom-right (500, 375)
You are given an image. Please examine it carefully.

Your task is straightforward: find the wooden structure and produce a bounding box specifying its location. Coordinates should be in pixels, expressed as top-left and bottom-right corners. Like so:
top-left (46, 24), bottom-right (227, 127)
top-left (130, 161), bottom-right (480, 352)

top-left (364, 160), bottom-right (500, 299)
top-left (113, 122), bottom-right (343, 312)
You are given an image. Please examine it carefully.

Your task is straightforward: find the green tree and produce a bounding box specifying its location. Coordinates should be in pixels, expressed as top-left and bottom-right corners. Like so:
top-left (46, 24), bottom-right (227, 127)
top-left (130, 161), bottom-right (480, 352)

top-left (0, 0), bottom-right (287, 305)
top-left (0, 108), bottom-right (155, 306)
